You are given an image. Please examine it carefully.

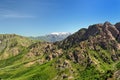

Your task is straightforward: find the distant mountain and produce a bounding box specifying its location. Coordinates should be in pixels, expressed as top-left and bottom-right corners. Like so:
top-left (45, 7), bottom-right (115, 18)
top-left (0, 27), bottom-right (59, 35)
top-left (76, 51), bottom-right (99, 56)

top-left (30, 32), bottom-right (71, 42)
top-left (50, 32), bottom-right (71, 35)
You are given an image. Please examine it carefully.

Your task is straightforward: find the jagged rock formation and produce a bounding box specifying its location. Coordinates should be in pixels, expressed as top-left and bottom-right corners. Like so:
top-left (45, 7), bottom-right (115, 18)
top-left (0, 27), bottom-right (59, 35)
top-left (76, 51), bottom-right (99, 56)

top-left (58, 22), bottom-right (120, 49)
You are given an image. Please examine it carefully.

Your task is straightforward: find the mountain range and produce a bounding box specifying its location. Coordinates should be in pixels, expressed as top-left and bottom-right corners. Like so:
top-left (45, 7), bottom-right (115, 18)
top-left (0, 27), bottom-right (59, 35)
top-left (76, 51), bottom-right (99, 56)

top-left (0, 22), bottom-right (120, 80)
top-left (30, 32), bottom-right (71, 42)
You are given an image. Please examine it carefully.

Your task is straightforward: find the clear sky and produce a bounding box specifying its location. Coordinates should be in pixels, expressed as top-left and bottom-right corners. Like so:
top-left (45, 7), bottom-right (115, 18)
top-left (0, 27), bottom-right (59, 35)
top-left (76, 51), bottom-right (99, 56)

top-left (0, 0), bottom-right (120, 36)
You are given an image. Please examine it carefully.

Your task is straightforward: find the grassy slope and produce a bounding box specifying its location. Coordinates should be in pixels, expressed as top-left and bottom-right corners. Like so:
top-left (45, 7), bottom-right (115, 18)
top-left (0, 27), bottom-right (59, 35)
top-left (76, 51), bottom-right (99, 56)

top-left (0, 57), bottom-right (58, 80)
top-left (0, 34), bottom-right (34, 60)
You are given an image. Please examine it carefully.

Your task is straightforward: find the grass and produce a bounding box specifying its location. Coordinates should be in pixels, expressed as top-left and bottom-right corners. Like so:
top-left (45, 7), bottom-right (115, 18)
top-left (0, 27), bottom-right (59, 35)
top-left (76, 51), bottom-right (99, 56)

top-left (0, 58), bottom-right (58, 80)
top-left (116, 61), bottom-right (120, 69)
top-left (0, 48), bottom-right (29, 68)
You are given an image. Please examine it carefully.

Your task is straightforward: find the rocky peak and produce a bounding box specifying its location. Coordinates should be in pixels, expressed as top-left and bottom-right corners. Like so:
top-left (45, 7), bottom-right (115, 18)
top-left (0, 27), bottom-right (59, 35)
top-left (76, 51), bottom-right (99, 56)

top-left (84, 24), bottom-right (103, 39)
top-left (102, 22), bottom-right (119, 39)
top-left (85, 22), bottom-right (120, 40)
top-left (115, 22), bottom-right (120, 32)
top-left (104, 21), bottom-right (112, 26)
top-left (58, 22), bottom-right (120, 50)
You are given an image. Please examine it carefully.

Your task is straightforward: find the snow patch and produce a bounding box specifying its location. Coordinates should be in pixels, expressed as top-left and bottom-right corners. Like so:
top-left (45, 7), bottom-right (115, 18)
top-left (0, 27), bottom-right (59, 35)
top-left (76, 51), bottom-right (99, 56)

top-left (50, 32), bottom-right (71, 35)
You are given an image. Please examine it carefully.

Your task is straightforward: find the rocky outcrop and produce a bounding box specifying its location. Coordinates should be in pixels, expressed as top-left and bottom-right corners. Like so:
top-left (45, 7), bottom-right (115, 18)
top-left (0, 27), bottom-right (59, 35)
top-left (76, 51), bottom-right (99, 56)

top-left (58, 22), bottom-right (120, 50)
top-left (113, 70), bottom-right (120, 80)
top-left (115, 22), bottom-right (120, 31)
top-left (56, 28), bottom-right (87, 49)
top-left (55, 22), bottom-right (120, 69)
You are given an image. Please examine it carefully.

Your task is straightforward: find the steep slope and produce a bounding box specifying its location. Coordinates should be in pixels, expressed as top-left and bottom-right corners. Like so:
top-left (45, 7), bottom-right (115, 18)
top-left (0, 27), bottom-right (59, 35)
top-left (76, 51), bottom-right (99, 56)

top-left (58, 22), bottom-right (120, 49)
top-left (0, 22), bottom-right (120, 80)
top-left (56, 21), bottom-right (120, 80)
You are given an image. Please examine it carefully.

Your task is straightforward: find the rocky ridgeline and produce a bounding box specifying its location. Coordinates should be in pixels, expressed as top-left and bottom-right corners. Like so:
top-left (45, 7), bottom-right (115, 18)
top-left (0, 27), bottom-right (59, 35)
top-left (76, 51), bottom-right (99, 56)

top-left (57, 22), bottom-right (120, 49)
top-left (29, 21), bottom-right (120, 69)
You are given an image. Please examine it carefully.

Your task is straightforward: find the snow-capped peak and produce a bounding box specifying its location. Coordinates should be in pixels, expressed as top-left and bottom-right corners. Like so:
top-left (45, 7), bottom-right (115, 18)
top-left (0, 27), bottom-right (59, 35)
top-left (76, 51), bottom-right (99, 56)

top-left (50, 32), bottom-right (71, 35)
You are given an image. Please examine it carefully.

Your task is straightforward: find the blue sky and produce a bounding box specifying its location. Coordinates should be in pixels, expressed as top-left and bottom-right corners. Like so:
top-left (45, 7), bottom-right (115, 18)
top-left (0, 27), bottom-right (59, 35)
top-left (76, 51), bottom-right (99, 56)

top-left (0, 0), bottom-right (120, 36)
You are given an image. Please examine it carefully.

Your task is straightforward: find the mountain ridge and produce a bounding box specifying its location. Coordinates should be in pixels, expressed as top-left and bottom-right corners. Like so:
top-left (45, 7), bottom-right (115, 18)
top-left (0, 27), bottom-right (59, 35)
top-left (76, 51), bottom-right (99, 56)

top-left (0, 21), bottom-right (120, 80)
top-left (30, 32), bottom-right (71, 42)
top-left (57, 22), bottom-right (120, 49)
